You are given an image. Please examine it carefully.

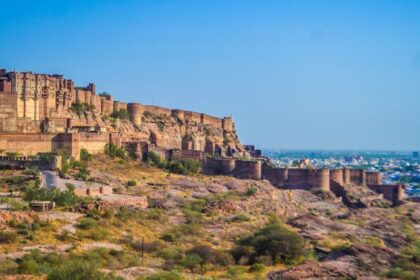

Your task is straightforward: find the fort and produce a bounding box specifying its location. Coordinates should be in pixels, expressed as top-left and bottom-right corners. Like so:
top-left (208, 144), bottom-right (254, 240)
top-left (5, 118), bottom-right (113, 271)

top-left (0, 69), bottom-right (237, 159)
top-left (0, 68), bottom-right (406, 205)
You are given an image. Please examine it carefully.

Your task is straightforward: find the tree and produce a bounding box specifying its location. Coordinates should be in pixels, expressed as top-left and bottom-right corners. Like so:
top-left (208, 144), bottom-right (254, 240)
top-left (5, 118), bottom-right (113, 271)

top-left (238, 218), bottom-right (308, 265)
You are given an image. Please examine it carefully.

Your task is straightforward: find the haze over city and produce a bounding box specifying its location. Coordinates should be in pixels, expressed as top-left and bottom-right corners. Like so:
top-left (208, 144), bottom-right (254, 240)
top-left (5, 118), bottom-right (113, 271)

top-left (1, 0), bottom-right (419, 150)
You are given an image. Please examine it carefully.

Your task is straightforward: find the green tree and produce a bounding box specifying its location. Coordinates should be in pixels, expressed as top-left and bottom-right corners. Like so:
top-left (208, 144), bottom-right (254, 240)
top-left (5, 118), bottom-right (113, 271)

top-left (238, 218), bottom-right (308, 265)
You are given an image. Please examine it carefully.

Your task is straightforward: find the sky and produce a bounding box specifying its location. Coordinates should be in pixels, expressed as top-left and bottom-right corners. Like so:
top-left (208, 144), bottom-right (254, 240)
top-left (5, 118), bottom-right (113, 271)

top-left (1, 0), bottom-right (419, 151)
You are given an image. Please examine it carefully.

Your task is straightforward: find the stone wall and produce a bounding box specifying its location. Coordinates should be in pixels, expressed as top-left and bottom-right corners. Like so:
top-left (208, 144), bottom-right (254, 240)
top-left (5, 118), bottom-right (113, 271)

top-left (0, 92), bottom-right (17, 132)
top-left (205, 158), bottom-right (261, 180)
top-left (101, 95), bottom-right (113, 115)
top-left (0, 132), bottom-right (109, 159)
top-left (9, 72), bottom-right (74, 120)
top-left (169, 149), bottom-right (205, 161)
top-left (367, 184), bottom-right (405, 205)
top-left (113, 101), bottom-right (127, 112)
top-left (184, 111), bottom-right (201, 123)
top-left (201, 114), bottom-right (222, 127)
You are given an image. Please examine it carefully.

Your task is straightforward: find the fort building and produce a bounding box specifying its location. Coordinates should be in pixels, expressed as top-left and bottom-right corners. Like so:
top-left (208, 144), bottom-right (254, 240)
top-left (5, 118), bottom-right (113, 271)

top-left (0, 68), bottom-right (238, 160)
top-left (0, 68), bottom-right (406, 205)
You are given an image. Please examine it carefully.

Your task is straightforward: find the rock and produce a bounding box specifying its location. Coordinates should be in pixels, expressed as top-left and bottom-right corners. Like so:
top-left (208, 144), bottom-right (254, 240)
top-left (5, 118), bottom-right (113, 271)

top-left (269, 244), bottom-right (395, 279)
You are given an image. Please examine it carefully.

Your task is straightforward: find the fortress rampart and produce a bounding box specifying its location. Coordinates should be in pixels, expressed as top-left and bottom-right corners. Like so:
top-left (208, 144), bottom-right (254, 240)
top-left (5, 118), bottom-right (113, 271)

top-left (367, 184), bottom-right (405, 204)
top-left (125, 102), bottom-right (233, 130)
top-left (0, 69), bottom-right (235, 136)
top-left (0, 132), bottom-right (109, 160)
top-left (207, 159), bottom-right (402, 204)
top-left (113, 101), bottom-right (128, 112)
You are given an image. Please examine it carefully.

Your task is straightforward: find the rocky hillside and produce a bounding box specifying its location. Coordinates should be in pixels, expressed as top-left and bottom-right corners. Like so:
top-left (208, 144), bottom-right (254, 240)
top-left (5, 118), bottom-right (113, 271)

top-left (1, 155), bottom-right (419, 279)
top-left (67, 108), bottom-right (245, 155)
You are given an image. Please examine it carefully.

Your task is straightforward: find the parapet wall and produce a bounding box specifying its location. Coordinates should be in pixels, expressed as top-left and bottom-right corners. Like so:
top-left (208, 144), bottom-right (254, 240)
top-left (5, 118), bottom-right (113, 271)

top-left (205, 158), bottom-right (261, 180)
top-left (350, 169), bottom-right (366, 185)
top-left (201, 114), bottom-right (222, 127)
top-left (366, 171), bottom-right (382, 185)
top-left (0, 92), bottom-right (17, 132)
top-left (101, 96), bottom-right (113, 115)
top-left (125, 102), bottom-right (229, 129)
top-left (261, 165), bottom-right (386, 192)
top-left (0, 132), bottom-right (109, 159)
top-left (367, 184), bottom-right (405, 205)
top-left (169, 149), bottom-right (205, 161)
top-left (184, 111), bottom-right (202, 123)
top-left (113, 101), bottom-right (128, 112)
top-left (234, 160), bottom-right (261, 180)
top-left (206, 157), bottom-right (401, 204)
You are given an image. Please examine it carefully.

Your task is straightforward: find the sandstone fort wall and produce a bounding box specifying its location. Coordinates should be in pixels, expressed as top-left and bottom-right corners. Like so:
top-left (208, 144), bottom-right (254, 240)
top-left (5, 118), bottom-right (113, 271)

top-left (367, 184), bottom-right (405, 204)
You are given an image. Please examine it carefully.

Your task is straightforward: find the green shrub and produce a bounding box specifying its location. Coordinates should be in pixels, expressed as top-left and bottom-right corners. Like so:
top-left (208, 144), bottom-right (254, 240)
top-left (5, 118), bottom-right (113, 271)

top-left (181, 253), bottom-right (202, 273)
top-left (71, 101), bottom-right (95, 114)
top-left (24, 166), bottom-right (40, 176)
top-left (80, 148), bottom-right (93, 161)
top-left (0, 197), bottom-right (28, 211)
top-left (111, 109), bottom-right (131, 120)
top-left (183, 199), bottom-right (206, 213)
top-left (161, 231), bottom-right (182, 243)
top-left (245, 186), bottom-right (258, 196)
top-left (167, 159), bottom-right (200, 175)
top-left (232, 214), bottom-right (251, 222)
top-left (148, 152), bottom-right (167, 169)
top-left (0, 231), bottom-right (17, 243)
top-left (77, 217), bottom-right (99, 229)
top-left (0, 259), bottom-right (18, 274)
top-left (249, 263), bottom-right (266, 273)
top-left (146, 208), bottom-right (162, 220)
top-left (126, 179), bottom-right (137, 187)
top-left (48, 260), bottom-right (122, 280)
top-left (386, 239), bottom-right (420, 280)
top-left (105, 143), bottom-right (128, 159)
top-left (236, 218), bottom-right (308, 265)
top-left (24, 184), bottom-right (82, 207)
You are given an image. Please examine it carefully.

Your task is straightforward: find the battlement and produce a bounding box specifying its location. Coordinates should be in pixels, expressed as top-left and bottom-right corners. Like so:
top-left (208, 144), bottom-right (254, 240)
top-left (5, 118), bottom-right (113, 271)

top-left (124, 102), bottom-right (233, 129)
top-left (206, 158), bottom-right (402, 204)
top-left (0, 68), bottom-right (236, 134)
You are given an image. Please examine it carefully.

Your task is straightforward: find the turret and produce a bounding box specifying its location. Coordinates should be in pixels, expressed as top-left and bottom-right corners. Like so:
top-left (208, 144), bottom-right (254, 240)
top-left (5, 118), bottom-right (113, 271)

top-left (127, 103), bottom-right (144, 124)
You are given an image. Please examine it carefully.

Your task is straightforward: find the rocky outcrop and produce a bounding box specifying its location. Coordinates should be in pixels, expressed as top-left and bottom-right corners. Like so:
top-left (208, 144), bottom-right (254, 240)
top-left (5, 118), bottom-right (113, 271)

top-left (269, 244), bottom-right (395, 280)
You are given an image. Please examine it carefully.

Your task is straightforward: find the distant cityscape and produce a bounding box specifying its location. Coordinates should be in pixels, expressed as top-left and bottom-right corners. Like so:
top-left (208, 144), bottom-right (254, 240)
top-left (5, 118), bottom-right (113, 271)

top-left (264, 150), bottom-right (420, 198)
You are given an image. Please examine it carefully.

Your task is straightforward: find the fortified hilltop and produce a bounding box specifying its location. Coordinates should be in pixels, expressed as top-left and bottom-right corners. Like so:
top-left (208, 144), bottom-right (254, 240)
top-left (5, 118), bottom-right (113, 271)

top-left (0, 69), bottom-right (241, 160)
top-left (0, 68), bottom-right (405, 205)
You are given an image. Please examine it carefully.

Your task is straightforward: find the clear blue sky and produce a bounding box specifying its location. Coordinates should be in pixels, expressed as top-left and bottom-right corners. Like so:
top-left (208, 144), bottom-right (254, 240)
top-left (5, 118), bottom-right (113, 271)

top-left (1, 0), bottom-right (419, 151)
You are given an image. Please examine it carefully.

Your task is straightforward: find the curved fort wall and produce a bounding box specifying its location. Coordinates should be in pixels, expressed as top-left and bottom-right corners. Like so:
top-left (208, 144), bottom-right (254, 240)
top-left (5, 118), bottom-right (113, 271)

top-left (234, 160), bottom-right (261, 180)
top-left (262, 166), bottom-right (288, 186)
top-left (205, 158), bottom-right (261, 179)
top-left (221, 158), bottom-right (236, 175)
top-left (366, 171), bottom-right (382, 185)
top-left (330, 169), bottom-right (343, 185)
top-left (308, 168), bottom-right (330, 191)
top-left (127, 103), bottom-right (144, 124)
top-left (350, 169), bottom-right (366, 185)
top-left (367, 184), bottom-right (405, 204)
